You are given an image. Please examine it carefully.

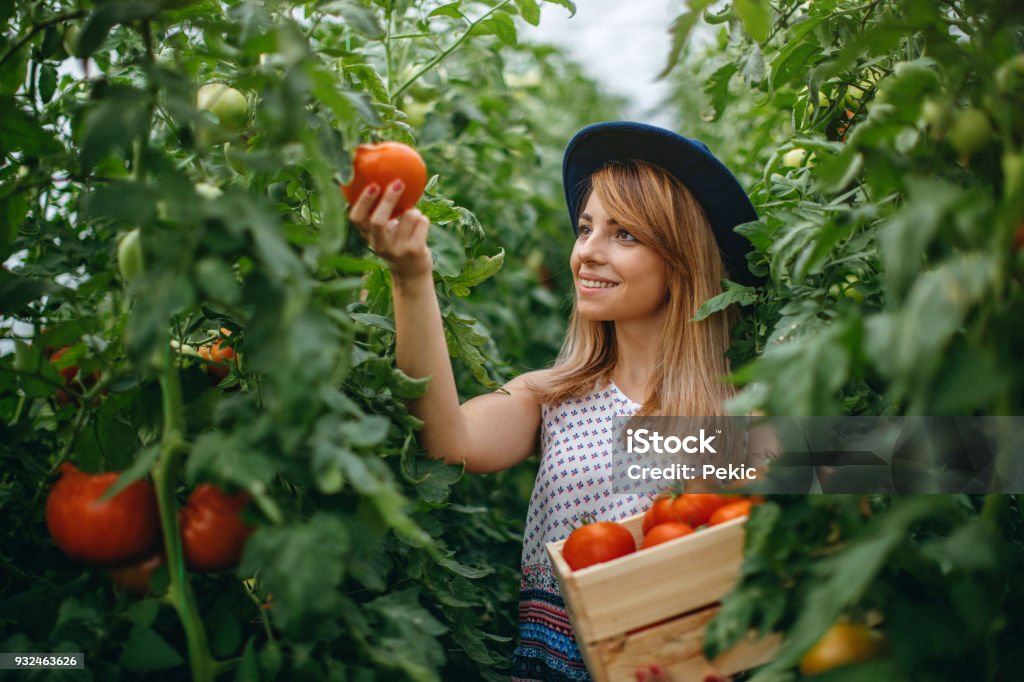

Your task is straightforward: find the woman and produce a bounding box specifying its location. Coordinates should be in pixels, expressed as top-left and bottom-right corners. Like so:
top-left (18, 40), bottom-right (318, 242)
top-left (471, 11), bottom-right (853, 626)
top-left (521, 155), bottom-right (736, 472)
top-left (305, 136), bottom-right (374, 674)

top-left (348, 122), bottom-right (761, 682)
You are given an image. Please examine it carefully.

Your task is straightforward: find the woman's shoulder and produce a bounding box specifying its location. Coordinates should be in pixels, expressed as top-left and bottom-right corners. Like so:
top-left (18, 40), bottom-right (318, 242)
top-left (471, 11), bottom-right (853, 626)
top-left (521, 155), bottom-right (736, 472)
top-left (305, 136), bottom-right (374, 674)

top-left (502, 368), bottom-right (556, 400)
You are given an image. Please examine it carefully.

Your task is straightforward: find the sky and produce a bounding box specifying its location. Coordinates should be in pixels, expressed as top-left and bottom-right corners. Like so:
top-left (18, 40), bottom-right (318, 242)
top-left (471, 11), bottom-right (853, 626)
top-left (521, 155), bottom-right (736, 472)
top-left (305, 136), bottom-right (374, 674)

top-left (518, 0), bottom-right (683, 125)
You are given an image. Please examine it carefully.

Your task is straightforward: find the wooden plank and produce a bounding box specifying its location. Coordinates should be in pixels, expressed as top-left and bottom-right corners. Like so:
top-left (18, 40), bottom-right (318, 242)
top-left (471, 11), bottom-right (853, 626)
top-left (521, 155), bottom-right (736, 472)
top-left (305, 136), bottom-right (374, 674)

top-left (594, 605), bottom-right (780, 682)
top-left (546, 515), bottom-right (747, 643)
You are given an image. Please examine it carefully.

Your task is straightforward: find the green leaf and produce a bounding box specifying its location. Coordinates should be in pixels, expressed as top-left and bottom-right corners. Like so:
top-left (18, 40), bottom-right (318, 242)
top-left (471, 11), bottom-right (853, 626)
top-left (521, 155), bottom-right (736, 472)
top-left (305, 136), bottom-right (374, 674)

top-left (444, 312), bottom-right (498, 389)
top-left (541, 0), bottom-right (576, 16)
top-left (734, 0), bottom-right (772, 43)
top-left (120, 625), bottom-right (185, 673)
top-left (693, 281), bottom-right (758, 321)
top-left (476, 12), bottom-right (517, 47)
top-left (364, 589), bottom-right (447, 682)
top-left (0, 96), bottom-right (63, 157)
top-left (515, 0), bottom-right (542, 26)
top-left (449, 249), bottom-right (504, 296)
top-left (344, 61), bottom-right (391, 103)
top-left (79, 0), bottom-right (163, 59)
top-left (78, 86), bottom-right (150, 172)
top-left (658, 0), bottom-right (715, 79)
top-left (436, 553), bottom-right (494, 579)
top-left (429, 2), bottom-right (464, 20)
top-left (317, 0), bottom-right (386, 39)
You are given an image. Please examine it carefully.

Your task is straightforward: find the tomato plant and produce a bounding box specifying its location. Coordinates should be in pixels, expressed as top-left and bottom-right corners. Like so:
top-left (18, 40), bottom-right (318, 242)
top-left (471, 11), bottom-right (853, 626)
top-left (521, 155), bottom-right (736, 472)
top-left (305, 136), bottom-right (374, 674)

top-left (341, 141), bottom-right (428, 218)
top-left (562, 522), bottom-right (637, 571)
top-left (45, 463), bottom-right (161, 565)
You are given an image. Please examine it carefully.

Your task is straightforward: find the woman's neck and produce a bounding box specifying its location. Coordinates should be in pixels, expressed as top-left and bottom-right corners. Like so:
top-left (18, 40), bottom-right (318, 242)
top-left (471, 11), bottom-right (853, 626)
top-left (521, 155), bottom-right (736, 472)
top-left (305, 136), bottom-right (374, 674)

top-left (611, 315), bottom-right (664, 398)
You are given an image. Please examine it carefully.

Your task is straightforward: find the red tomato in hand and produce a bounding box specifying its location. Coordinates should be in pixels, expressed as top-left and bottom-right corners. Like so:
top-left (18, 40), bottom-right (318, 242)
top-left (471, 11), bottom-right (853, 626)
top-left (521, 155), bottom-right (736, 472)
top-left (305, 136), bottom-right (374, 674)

top-left (708, 498), bottom-right (759, 526)
top-left (642, 495), bottom-right (677, 534)
top-left (46, 463), bottom-right (160, 564)
top-left (180, 484), bottom-right (255, 572)
top-left (562, 521), bottom-right (636, 570)
top-left (341, 142), bottom-right (428, 218)
top-left (671, 494), bottom-right (728, 527)
top-left (641, 521), bottom-right (694, 549)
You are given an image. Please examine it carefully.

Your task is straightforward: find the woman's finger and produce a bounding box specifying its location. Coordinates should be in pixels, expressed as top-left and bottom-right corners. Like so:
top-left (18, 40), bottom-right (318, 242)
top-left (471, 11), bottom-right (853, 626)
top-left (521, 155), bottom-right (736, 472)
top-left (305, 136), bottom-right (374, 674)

top-left (369, 180), bottom-right (405, 227)
top-left (347, 183), bottom-right (381, 227)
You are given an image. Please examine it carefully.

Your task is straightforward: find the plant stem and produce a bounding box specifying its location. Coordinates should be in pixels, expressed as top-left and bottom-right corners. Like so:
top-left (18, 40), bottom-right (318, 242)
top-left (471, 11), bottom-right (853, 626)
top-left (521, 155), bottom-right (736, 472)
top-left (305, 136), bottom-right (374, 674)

top-left (391, 0), bottom-right (514, 103)
top-left (155, 342), bottom-right (216, 682)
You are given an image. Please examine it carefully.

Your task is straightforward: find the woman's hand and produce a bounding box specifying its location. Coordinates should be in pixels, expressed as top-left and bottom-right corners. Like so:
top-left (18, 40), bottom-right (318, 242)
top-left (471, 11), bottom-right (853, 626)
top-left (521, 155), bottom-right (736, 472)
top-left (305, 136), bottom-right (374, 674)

top-left (348, 181), bottom-right (433, 282)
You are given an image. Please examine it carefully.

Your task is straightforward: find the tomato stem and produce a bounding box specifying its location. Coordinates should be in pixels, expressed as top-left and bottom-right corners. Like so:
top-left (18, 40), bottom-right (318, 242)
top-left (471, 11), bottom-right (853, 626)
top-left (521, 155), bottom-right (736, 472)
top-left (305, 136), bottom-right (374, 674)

top-left (156, 341), bottom-right (216, 682)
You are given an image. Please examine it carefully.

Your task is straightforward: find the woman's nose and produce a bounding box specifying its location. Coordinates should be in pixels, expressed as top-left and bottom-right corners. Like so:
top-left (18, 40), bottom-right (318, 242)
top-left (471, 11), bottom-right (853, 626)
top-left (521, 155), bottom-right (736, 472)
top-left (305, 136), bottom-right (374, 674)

top-left (577, 235), bottom-right (606, 263)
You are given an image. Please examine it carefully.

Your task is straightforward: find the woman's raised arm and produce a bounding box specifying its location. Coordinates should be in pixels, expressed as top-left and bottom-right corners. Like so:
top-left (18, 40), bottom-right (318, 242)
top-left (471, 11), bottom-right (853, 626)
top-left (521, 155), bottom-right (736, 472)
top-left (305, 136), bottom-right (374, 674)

top-left (349, 181), bottom-right (543, 473)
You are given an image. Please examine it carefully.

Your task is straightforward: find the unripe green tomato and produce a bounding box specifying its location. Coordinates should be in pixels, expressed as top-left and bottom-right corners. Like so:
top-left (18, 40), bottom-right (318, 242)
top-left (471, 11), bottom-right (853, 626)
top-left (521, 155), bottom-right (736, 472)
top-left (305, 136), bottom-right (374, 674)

top-left (803, 89), bottom-right (829, 117)
top-left (62, 25), bottom-right (81, 58)
top-left (782, 148), bottom-right (811, 168)
top-left (921, 98), bottom-right (951, 139)
top-left (197, 83), bottom-right (248, 131)
top-left (194, 182), bottom-right (223, 200)
top-left (948, 108), bottom-right (992, 159)
top-left (843, 274), bottom-right (863, 302)
top-left (844, 71), bottom-right (879, 109)
top-left (117, 229), bottom-right (144, 282)
top-left (995, 55), bottom-right (1024, 93)
top-left (223, 141), bottom-right (247, 174)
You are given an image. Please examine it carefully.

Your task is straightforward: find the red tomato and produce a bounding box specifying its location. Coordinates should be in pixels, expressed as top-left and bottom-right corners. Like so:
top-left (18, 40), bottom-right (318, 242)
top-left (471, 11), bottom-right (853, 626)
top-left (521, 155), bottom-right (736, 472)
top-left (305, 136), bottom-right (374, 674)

top-left (45, 463), bottom-right (161, 564)
top-left (642, 495), bottom-right (677, 534)
top-left (180, 484), bottom-right (255, 572)
top-left (562, 521), bottom-right (636, 570)
top-left (49, 346), bottom-right (101, 405)
top-left (708, 499), bottom-right (758, 526)
top-left (671, 494), bottom-right (728, 527)
top-left (108, 553), bottom-right (165, 597)
top-left (640, 521), bottom-right (694, 549)
top-left (341, 142), bottom-right (428, 218)
top-left (198, 328), bottom-right (236, 386)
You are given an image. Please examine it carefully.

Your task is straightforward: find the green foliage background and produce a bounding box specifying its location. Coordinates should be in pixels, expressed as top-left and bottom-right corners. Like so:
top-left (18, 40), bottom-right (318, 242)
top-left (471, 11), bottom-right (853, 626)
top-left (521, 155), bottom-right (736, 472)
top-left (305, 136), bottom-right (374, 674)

top-left (1, 0), bottom-right (1022, 680)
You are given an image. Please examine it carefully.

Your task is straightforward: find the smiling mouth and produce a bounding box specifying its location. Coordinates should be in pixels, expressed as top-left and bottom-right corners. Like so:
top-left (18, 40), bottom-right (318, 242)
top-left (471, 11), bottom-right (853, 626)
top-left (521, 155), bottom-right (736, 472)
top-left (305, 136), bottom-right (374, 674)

top-left (579, 278), bottom-right (620, 289)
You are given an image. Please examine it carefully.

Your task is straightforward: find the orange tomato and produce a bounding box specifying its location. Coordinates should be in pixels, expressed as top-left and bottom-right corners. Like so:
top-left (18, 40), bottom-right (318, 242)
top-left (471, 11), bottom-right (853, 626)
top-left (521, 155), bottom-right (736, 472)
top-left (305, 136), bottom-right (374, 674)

top-left (640, 522), bottom-right (694, 549)
top-left (708, 498), bottom-right (758, 526)
top-left (800, 623), bottom-right (888, 675)
top-left (670, 494), bottom-right (728, 527)
top-left (562, 522), bottom-right (636, 571)
top-left (341, 142), bottom-right (428, 219)
top-left (642, 495), bottom-right (677, 534)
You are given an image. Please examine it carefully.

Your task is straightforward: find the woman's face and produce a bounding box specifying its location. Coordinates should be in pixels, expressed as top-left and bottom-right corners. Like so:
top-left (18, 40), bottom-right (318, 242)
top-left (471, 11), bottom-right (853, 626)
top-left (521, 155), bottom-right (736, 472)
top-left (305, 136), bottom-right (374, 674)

top-left (570, 192), bottom-right (669, 322)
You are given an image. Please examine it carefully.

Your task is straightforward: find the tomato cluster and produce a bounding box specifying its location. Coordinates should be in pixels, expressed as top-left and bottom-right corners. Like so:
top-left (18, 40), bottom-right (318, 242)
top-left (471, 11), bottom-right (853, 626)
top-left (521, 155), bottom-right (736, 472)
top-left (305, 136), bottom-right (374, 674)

top-left (46, 464), bottom-right (255, 595)
top-left (561, 494), bottom-right (764, 571)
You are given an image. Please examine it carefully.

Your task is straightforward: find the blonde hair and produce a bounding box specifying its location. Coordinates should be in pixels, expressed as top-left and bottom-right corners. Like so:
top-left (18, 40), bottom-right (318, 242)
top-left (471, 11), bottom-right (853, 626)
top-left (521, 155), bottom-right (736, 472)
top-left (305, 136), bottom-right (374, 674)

top-left (532, 160), bottom-right (739, 416)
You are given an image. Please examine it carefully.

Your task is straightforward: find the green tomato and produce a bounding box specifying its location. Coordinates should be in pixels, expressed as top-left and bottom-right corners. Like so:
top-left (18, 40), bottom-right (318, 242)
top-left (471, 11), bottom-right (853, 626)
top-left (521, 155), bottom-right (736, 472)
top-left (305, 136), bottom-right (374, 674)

top-left (782, 148), bottom-right (811, 168)
top-left (194, 182), bottom-right (223, 200)
top-left (223, 141), bottom-right (247, 174)
top-left (920, 98), bottom-right (951, 139)
top-left (196, 83), bottom-right (248, 146)
top-left (948, 108), bottom-right (992, 159)
top-left (843, 71), bottom-right (880, 109)
top-left (62, 25), bottom-right (81, 58)
top-left (117, 229), bottom-right (144, 282)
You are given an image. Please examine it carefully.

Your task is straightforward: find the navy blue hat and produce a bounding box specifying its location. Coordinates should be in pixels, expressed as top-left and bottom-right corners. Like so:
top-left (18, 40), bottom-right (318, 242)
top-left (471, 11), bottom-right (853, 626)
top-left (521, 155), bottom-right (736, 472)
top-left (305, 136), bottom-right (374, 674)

top-left (563, 121), bottom-right (763, 288)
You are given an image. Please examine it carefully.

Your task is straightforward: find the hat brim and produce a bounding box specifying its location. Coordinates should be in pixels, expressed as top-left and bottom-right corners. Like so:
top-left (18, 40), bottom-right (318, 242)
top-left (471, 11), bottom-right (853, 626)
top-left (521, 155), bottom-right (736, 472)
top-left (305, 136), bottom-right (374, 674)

top-left (563, 121), bottom-right (763, 288)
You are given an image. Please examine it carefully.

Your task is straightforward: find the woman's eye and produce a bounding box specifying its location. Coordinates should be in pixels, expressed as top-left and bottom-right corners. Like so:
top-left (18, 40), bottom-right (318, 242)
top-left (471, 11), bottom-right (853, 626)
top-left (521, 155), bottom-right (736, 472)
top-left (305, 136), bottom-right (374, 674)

top-left (617, 229), bottom-right (636, 241)
top-left (577, 225), bottom-right (592, 236)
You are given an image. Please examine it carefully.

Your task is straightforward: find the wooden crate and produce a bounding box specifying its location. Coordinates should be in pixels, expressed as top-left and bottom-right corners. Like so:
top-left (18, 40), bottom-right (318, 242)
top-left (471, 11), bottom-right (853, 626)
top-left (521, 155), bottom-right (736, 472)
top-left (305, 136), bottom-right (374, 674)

top-left (545, 512), bottom-right (779, 682)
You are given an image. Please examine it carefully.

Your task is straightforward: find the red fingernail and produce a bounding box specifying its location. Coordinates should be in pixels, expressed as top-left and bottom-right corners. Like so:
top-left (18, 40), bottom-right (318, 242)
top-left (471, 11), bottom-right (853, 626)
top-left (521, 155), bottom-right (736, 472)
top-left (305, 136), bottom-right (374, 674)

top-left (634, 670), bottom-right (648, 682)
top-left (391, 180), bottom-right (404, 192)
top-left (651, 665), bottom-right (664, 675)
top-left (367, 184), bottom-right (379, 197)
